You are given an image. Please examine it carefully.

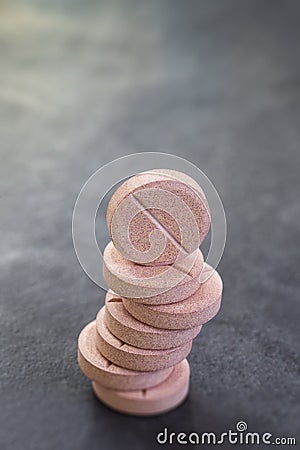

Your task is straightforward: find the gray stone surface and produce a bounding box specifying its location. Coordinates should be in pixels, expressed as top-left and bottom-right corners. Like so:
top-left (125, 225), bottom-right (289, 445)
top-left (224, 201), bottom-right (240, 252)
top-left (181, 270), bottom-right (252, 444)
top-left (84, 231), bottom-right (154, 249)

top-left (0, 1), bottom-right (299, 449)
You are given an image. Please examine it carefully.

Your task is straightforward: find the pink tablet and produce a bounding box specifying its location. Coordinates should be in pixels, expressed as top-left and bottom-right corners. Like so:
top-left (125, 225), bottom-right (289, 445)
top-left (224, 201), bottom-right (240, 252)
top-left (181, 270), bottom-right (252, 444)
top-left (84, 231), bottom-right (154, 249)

top-left (104, 291), bottom-right (202, 349)
top-left (95, 307), bottom-right (192, 371)
top-left (92, 358), bottom-right (190, 416)
top-left (107, 169), bottom-right (210, 266)
top-left (123, 265), bottom-right (223, 329)
top-left (103, 241), bottom-right (204, 302)
top-left (78, 321), bottom-right (172, 390)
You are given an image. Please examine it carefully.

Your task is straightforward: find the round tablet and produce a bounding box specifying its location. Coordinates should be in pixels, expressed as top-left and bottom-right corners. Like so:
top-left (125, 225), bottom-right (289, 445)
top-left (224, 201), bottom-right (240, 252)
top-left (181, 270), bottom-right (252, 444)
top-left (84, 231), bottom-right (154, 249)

top-left (123, 265), bottom-right (223, 330)
top-left (78, 321), bottom-right (172, 390)
top-left (103, 241), bottom-right (204, 302)
top-left (104, 291), bottom-right (202, 350)
top-left (95, 307), bottom-right (192, 371)
top-left (107, 169), bottom-right (210, 266)
top-left (92, 358), bottom-right (190, 416)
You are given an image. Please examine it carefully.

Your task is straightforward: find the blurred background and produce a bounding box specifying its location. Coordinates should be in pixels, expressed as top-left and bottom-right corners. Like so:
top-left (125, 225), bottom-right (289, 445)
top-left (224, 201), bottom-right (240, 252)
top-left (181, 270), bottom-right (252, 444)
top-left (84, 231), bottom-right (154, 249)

top-left (0, 1), bottom-right (299, 449)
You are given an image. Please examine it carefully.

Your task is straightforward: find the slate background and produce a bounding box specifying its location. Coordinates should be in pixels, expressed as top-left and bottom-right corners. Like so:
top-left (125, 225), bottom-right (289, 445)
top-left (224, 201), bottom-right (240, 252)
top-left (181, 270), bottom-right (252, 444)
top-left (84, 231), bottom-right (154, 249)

top-left (0, 1), bottom-right (299, 449)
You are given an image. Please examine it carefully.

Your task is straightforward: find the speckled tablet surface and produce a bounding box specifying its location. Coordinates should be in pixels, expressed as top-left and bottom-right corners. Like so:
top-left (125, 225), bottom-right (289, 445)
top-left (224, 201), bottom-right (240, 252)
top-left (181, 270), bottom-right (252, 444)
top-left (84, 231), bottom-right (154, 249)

top-left (123, 265), bottom-right (223, 330)
top-left (95, 307), bottom-right (192, 371)
top-left (107, 169), bottom-right (210, 266)
top-left (103, 241), bottom-right (204, 302)
top-left (92, 358), bottom-right (190, 416)
top-left (104, 291), bottom-right (202, 349)
top-left (78, 321), bottom-right (173, 390)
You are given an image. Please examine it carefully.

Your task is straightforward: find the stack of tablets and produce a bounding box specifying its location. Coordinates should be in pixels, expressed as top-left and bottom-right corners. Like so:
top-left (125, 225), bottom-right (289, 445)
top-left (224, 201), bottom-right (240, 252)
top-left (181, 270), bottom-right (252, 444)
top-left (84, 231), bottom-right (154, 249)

top-left (78, 169), bottom-right (223, 415)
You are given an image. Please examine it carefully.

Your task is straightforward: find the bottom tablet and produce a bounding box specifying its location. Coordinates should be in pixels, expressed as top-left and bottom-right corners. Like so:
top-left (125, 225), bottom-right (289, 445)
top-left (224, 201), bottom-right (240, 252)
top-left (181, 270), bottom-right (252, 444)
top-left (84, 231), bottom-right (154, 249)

top-left (92, 359), bottom-right (190, 416)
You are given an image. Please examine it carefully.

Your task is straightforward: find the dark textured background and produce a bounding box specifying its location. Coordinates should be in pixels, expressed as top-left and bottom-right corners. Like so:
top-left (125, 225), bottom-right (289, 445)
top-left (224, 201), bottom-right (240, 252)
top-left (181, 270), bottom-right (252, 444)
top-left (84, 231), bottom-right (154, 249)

top-left (0, 1), bottom-right (299, 449)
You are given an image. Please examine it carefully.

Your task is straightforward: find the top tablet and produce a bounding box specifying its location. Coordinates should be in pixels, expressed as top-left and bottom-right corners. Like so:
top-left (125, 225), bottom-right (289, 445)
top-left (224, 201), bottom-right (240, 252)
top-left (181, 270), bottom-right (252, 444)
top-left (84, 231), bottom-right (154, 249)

top-left (107, 169), bottom-right (210, 266)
